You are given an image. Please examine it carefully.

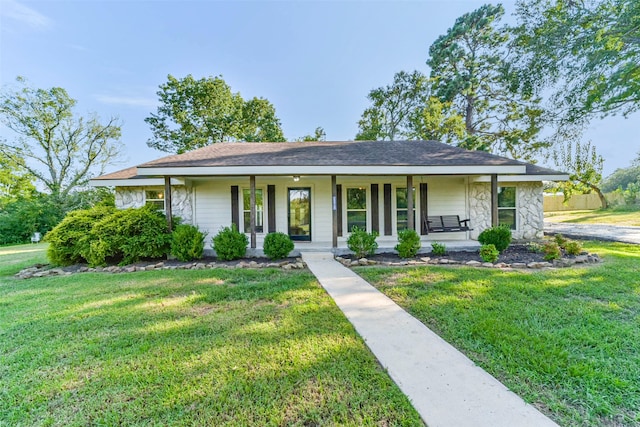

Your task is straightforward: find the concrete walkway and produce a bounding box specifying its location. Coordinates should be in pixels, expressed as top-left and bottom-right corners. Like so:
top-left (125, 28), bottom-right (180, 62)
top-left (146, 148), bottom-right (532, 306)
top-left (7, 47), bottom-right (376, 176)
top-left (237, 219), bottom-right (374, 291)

top-left (545, 221), bottom-right (640, 245)
top-left (302, 252), bottom-right (558, 427)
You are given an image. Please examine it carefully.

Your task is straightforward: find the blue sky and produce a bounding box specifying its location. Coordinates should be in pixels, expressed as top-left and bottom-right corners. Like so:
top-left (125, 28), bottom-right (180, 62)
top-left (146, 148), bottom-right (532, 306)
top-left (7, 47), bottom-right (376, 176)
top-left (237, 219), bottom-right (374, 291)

top-left (1, 0), bottom-right (637, 177)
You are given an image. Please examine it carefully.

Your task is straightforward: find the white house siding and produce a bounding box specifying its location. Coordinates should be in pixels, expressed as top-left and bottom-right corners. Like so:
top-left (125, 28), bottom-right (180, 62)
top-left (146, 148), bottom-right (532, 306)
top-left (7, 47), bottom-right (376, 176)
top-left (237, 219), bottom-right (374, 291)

top-left (115, 176), bottom-right (544, 253)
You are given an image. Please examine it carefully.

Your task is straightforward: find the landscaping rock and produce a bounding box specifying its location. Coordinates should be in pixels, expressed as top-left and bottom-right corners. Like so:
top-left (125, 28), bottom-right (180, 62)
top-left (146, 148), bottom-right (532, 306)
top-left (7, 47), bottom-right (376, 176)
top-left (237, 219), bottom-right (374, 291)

top-left (466, 260), bottom-right (482, 267)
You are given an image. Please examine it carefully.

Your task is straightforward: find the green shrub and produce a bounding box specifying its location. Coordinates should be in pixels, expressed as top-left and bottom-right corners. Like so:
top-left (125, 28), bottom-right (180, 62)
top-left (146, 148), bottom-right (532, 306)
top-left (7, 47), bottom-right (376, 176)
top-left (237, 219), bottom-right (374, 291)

top-left (212, 224), bottom-right (248, 261)
top-left (554, 233), bottom-right (568, 248)
top-left (45, 206), bottom-right (115, 266)
top-left (479, 244), bottom-right (499, 263)
top-left (564, 240), bottom-right (583, 256)
top-left (478, 226), bottom-right (512, 252)
top-left (527, 241), bottom-right (544, 253)
top-left (395, 229), bottom-right (421, 258)
top-left (87, 206), bottom-right (171, 266)
top-left (263, 232), bottom-right (295, 260)
top-left (171, 224), bottom-right (206, 262)
top-left (543, 242), bottom-right (562, 261)
top-left (430, 241), bottom-right (447, 256)
top-left (347, 226), bottom-right (379, 258)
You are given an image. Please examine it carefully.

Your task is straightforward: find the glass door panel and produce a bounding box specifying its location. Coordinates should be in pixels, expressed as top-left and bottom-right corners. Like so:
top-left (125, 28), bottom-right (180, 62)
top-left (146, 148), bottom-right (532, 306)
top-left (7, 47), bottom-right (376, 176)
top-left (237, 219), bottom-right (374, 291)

top-left (288, 188), bottom-right (311, 241)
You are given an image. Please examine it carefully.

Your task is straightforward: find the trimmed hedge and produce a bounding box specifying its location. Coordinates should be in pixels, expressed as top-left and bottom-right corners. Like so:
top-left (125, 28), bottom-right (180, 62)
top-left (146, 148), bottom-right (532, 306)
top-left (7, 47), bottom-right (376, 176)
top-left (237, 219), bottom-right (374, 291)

top-left (212, 224), bottom-right (248, 261)
top-left (171, 224), bottom-right (206, 262)
top-left (478, 225), bottom-right (512, 252)
top-left (45, 206), bottom-right (115, 266)
top-left (263, 232), bottom-right (294, 260)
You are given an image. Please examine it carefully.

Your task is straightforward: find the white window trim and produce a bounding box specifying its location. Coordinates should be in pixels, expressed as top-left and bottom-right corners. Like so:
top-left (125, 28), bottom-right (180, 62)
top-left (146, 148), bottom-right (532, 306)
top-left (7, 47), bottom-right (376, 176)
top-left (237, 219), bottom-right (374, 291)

top-left (344, 186), bottom-right (369, 233)
top-left (144, 188), bottom-right (166, 212)
top-left (241, 187), bottom-right (266, 234)
top-left (498, 185), bottom-right (518, 230)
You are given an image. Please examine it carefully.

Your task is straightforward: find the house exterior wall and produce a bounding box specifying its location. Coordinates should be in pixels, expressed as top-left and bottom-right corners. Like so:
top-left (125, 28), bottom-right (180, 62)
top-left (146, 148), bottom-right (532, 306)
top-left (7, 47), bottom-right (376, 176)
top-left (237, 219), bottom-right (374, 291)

top-left (114, 185), bottom-right (193, 224)
top-left (114, 176), bottom-right (545, 252)
top-left (468, 181), bottom-right (544, 240)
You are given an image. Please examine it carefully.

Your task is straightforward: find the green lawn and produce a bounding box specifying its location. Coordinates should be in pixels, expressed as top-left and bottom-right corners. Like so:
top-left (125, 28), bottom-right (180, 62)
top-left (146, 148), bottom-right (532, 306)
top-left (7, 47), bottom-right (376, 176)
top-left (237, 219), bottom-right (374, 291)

top-left (0, 244), bottom-right (423, 426)
top-left (545, 207), bottom-right (640, 226)
top-left (357, 241), bottom-right (640, 427)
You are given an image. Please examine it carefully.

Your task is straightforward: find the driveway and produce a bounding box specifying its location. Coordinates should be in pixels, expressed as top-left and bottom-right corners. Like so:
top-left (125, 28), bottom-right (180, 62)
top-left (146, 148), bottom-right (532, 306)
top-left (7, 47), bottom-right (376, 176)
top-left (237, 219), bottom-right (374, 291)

top-left (544, 221), bottom-right (640, 245)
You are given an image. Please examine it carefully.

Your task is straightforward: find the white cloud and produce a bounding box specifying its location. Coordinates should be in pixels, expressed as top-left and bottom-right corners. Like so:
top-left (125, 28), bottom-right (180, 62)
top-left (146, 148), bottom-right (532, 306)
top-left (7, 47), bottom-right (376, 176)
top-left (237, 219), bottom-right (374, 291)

top-left (1, 0), bottom-right (52, 30)
top-left (95, 95), bottom-right (157, 108)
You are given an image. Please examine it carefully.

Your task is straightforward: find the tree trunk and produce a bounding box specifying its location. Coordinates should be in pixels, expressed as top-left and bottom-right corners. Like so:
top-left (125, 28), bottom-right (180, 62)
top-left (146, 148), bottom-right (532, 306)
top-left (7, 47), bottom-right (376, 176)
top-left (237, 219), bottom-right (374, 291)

top-left (591, 185), bottom-right (608, 209)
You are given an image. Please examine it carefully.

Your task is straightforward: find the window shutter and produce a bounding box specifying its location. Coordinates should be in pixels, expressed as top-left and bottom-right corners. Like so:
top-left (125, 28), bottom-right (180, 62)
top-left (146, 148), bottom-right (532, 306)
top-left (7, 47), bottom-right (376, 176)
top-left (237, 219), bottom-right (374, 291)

top-left (371, 184), bottom-right (379, 234)
top-left (267, 185), bottom-right (276, 233)
top-left (384, 184), bottom-right (392, 236)
top-left (420, 183), bottom-right (428, 235)
top-left (336, 184), bottom-right (343, 237)
top-left (231, 186), bottom-right (239, 228)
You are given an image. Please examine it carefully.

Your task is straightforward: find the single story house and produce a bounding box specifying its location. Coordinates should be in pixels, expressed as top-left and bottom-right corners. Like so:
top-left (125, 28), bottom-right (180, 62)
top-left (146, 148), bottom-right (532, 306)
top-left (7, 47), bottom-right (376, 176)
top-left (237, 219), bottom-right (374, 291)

top-left (90, 140), bottom-right (568, 255)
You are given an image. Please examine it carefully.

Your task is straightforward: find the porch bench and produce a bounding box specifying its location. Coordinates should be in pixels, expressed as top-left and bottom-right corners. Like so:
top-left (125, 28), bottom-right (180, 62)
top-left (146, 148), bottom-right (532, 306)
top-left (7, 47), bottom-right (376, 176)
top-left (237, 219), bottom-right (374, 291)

top-left (426, 215), bottom-right (472, 233)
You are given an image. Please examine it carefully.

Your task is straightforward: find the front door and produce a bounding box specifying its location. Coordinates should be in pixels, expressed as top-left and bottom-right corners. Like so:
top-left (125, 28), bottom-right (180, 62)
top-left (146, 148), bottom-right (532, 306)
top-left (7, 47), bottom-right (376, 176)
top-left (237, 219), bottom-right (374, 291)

top-left (288, 188), bottom-right (311, 241)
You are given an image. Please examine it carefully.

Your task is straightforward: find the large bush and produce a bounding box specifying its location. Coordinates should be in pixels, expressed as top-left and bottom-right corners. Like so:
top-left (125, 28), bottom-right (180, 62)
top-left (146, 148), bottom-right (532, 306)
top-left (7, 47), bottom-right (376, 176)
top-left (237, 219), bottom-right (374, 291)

top-left (45, 205), bottom-right (115, 266)
top-left (212, 224), bottom-right (248, 261)
top-left (347, 226), bottom-right (379, 258)
top-left (86, 205), bottom-right (172, 266)
top-left (263, 232), bottom-right (294, 260)
top-left (395, 229), bottom-right (421, 258)
top-left (478, 225), bottom-right (512, 252)
top-left (171, 224), bottom-right (206, 262)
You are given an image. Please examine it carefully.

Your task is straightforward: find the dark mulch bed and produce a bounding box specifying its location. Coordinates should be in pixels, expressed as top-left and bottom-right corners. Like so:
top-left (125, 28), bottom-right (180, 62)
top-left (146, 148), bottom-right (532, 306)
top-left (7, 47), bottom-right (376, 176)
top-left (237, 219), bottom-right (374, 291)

top-left (341, 244), bottom-right (548, 265)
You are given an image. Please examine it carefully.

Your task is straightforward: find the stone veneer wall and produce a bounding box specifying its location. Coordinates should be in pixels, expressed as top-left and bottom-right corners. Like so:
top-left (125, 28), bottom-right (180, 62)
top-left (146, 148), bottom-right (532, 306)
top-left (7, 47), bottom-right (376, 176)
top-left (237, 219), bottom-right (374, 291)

top-left (516, 182), bottom-right (544, 240)
top-left (468, 183), bottom-right (491, 240)
top-left (114, 186), bottom-right (193, 224)
top-left (468, 182), bottom-right (544, 240)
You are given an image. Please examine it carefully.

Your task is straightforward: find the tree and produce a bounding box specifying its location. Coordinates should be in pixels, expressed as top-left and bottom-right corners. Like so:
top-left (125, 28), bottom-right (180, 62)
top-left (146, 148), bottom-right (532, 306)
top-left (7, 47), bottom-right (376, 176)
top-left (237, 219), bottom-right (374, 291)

top-left (355, 70), bottom-right (465, 143)
top-left (0, 77), bottom-right (122, 201)
top-left (513, 0), bottom-right (640, 122)
top-left (297, 126), bottom-right (326, 142)
top-left (427, 4), bottom-right (547, 160)
top-left (0, 152), bottom-right (35, 206)
top-left (145, 74), bottom-right (285, 154)
top-left (355, 71), bottom-right (430, 141)
top-left (552, 140), bottom-right (607, 208)
top-left (601, 158), bottom-right (640, 192)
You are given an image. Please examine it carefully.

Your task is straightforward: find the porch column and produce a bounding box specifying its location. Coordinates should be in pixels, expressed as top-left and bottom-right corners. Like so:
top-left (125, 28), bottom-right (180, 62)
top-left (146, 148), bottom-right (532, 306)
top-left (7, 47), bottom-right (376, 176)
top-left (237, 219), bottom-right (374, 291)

top-left (250, 175), bottom-right (256, 249)
top-left (331, 175), bottom-right (337, 248)
top-left (164, 176), bottom-right (173, 232)
top-left (407, 175), bottom-right (414, 230)
top-left (491, 174), bottom-right (499, 227)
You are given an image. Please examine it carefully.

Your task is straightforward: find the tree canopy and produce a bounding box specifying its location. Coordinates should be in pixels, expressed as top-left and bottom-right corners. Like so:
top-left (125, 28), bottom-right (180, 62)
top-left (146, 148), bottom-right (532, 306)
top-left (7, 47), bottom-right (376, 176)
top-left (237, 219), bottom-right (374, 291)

top-left (145, 75), bottom-right (285, 154)
top-left (513, 0), bottom-right (640, 122)
top-left (427, 4), bottom-right (547, 160)
top-left (552, 140), bottom-right (607, 208)
top-left (0, 77), bottom-right (122, 201)
top-left (355, 70), bottom-right (465, 143)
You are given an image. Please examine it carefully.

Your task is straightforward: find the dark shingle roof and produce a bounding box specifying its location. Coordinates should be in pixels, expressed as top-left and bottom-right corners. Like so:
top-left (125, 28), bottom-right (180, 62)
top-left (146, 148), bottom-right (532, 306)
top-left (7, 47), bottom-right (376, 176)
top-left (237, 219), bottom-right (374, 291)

top-left (92, 166), bottom-right (138, 180)
top-left (138, 140), bottom-right (523, 168)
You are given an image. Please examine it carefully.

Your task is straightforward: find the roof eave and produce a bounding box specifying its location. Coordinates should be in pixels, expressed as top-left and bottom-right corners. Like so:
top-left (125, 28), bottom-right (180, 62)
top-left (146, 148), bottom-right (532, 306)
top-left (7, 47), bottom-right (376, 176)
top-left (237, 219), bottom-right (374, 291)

top-left (136, 164), bottom-right (527, 176)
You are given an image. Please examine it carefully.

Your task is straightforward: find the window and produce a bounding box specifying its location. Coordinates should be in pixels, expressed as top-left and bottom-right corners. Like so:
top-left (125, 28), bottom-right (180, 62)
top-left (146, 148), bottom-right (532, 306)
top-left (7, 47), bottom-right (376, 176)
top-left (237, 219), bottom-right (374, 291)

top-left (498, 186), bottom-right (516, 230)
top-left (243, 188), bottom-right (264, 233)
top-left (396, 187), bottom-right (415, 231)
top-left (346, 187), bottom-right (367, 231)
top-left (145, 190), bottom-right (165, 210)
